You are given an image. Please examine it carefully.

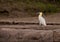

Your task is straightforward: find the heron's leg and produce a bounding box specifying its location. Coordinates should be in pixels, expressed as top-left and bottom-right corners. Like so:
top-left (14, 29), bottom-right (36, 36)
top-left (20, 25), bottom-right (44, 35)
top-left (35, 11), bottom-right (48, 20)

top-left (39, 23), bottom-right (42, 29)
top-left (39, 23), bottom-right (41, 26)
top-left (39, 23), bottom-right (42, 26)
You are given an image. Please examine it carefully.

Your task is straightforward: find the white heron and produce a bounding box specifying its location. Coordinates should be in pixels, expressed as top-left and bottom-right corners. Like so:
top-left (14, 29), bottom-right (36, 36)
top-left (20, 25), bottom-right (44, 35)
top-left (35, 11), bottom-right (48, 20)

top-left (38, 12), bottom-right (46, 26)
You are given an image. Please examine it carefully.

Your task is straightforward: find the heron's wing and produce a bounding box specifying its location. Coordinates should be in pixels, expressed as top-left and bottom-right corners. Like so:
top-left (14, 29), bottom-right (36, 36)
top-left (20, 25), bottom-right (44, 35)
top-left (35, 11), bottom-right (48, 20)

top-left (39, 17), bottom-right (46, 26)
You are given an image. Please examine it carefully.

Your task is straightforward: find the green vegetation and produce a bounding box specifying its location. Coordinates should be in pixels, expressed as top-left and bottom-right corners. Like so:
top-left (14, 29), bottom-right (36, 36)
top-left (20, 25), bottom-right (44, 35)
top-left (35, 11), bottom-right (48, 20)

top-left (0, 0), bottom-right (60, 13)
top-left (12, 0), bottom-right (60, 13)
top-left (0, 0), bottom-right (60, 17)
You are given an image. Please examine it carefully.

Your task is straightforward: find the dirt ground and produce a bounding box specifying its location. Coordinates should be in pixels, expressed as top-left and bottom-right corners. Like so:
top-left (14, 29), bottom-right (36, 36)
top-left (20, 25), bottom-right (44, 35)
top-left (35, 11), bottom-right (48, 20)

top-left (0, 13), bottom-right (60, 42)
top-left (0, 13), bottom-right (60, 23)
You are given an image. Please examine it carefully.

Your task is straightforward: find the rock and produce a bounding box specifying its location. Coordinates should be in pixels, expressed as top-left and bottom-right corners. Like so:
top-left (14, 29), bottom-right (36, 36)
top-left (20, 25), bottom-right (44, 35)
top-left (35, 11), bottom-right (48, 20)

top-left (0, 28), bottom-right (53, 42)
top-left (53, 29), bottom-right (60, 42)
top-left (0, 29), bottom-right (10, 42)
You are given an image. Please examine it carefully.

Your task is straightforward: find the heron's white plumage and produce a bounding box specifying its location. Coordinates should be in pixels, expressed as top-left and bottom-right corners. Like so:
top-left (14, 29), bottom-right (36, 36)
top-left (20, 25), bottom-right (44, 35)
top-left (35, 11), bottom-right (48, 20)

top-left (38, 12), bottom-right (46, 26)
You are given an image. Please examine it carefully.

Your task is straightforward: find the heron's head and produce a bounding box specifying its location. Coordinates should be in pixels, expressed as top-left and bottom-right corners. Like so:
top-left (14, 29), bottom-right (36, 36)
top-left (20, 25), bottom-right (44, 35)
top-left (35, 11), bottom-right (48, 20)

top-left (39, 12), bottom-right (43, 16)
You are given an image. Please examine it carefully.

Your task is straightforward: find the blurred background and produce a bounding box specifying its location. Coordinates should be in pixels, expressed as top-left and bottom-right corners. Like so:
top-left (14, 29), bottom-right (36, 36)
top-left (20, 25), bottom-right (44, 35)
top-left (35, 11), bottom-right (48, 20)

top-left (0, 0), bottom-right (60, 18)
top-left (0, 0), bottom-right (60, 42)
